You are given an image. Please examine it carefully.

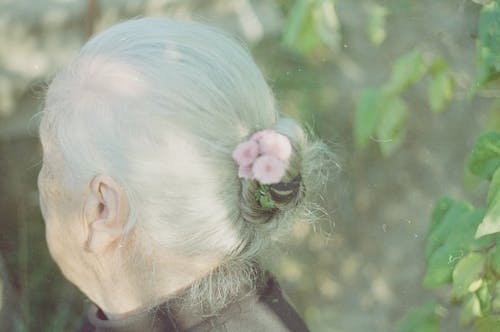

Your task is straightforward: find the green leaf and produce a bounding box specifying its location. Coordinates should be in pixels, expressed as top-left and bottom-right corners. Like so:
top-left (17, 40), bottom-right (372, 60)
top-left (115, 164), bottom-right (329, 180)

top-left (461, 293), bottom-right (482, 326)
top-left (397, 300), bottom-right (442, 332)
top-left (491, 281), bottom-right (500, 312)
top-left (427, 58), bottom-right (449, 76)
top-left (375, 95), bottom-right (409, 156)
top-left (476, 315), bottom-right (500, 332)
top-left (452, 253), bottom-right (486, 299)
top-left (354, 88), bottom-right (384, 148)
top-left (368, 4), bottom-right (388, 46)
top-left (476, 167), bottom-right (500, 238)
top-left (427, 58), bottom-right (454, 113)
top-left (477, 175), bottom-right (500, 237)
top-left (451, 209), bottom-right (491, 251)
top-left (425, 201), bottom-right (474, 260)
top-left (255, 184), bottom-right (277, 209)
top-left (384, 50), bottom-right (426, 95)
top-left (468, 131), bottom-right (500, 181)
top-left (423, 245), bottom-right (461, 287)
top-left (488, 246), bottom-right (500, 275)
top-left (470, 223), bottom-right (495, 251)
top-left (283, 0), bottom-right (336, 54)
top-left (312, 0), bottom-right (341, 52)
top-left (283, 0), bottom-right (309, 43)
top-left (428, 197), bottom-right (455, 236)
top-left (477, 281), bottom-right (493, 315)
top-left (424, 204), bottom-right (490, 288)
top-left (428, 72), bottom-right (455, 113)
top-left (472, 0), bottom-right (500, 94)
top-left (487, 167), bottom-right (500, 207)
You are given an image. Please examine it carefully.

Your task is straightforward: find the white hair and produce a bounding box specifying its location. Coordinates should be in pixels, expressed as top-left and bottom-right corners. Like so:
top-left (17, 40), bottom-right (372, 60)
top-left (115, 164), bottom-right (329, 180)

top-left (40, 17), bottom-right (334, 313)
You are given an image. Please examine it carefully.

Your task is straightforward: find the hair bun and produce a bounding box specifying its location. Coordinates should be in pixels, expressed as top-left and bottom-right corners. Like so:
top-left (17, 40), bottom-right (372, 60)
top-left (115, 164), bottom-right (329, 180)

top-left (237, 119), bottom-right (307, 225)
top-left (239, 176), bottom-right (305, 224)
top-left (269, 175), bottom-right (302, 204)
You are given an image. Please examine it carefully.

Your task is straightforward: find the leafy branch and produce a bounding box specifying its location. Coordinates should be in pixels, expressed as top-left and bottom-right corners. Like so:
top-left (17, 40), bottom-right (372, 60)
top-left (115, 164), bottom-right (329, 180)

top-left (355, 0), bottom-right (500, 157)
top-left (399, 1), bottom-right (500, 331)
top-left (398, 131), bottom-right (500, 331)
top-left (354, 50), bottom-right (455, 156)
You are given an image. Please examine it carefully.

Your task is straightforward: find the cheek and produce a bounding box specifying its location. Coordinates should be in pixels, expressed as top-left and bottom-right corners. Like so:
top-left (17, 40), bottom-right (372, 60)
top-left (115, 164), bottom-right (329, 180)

top-left (44, 203), bottom-right (87, 284)
top-left (37, 167), bottom-right (83, 274)
top-left (45, 218), bottom-right (61, 261)
top-left (38, 172), bottom-right (60, 252)
top-left (38, 165), bottom-right (60, 221)
top-left (42, 196), bottom-right (68, 264)
top-left (37, 153), bottom-right (90, 284)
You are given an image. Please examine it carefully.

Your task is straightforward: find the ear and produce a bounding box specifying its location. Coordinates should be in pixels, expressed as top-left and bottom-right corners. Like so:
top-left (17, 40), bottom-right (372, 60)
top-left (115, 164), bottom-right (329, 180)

top-left (84, 175), bottom-right (129, 253)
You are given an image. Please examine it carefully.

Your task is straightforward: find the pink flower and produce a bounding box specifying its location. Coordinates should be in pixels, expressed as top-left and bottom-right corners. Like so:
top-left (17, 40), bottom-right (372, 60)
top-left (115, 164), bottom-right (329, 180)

top-left (232, 140), bottom-right (259, 166)
top-left (238, 165), bottom-right (254, 179)
top-left (250, 129), bottom-right (274, 142)
top-left (258, 132), bottom-right (292, 161)
top-left (252, 155), bottom-right (285, 184)
top-left (233, 129), bottom-right (292, 182)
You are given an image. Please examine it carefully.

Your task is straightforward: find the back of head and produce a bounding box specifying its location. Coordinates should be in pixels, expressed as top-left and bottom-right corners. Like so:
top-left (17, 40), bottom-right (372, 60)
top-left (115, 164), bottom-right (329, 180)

top-left (40, 17), bottom-right (333, 312)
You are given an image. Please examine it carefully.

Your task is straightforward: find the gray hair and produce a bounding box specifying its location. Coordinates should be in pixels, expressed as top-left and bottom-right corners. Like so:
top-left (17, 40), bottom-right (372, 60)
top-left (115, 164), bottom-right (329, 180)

top-left (40, 17), bottom-right (334, 314)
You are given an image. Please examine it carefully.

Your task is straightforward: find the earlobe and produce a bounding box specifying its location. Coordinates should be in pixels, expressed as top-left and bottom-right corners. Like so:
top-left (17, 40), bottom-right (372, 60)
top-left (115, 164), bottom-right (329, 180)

top-left (84, 175), bottom-right (129, 253)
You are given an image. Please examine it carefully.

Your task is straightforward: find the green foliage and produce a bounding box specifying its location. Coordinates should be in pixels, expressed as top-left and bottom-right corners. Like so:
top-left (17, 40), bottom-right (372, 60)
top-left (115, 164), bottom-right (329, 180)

top-left (469, 132), bottom-right (500, 238)
top-left (472, 0), bottom-right (500, 94)
top-left (368, 4), bottom-right (388, 46)
top-left (488, 246), bottom-right (500, 276)
top-left (462, 293), bottom-right (483, 325)
top-left (254, 184), bottom-right (277, 209)
top-left (353, 86), bottom-right (409, 156)
top-left (452, 253), bottom-right (485, 299)
top-left (397, 300), bottom-right (444, 332)
top-left (384, 50), bottom-right (426, 95)
top-left (476, 315), bottom-right (500, 332)
top-left (488, 168), bottom-right (500, 207)
top-left (427, 58), bottom-right (455, 113)
top-left (409, 130), bottom-right (500, 331)
top-left (375, 95), bottom-right (409, 156)
top-left (282, 0), bottom-right (340, 54)
top-left (477, 167), bottom-right (500, 238)
top-left (354, 49), bottom-right (456, 156)
top-left (354, 88), bottom-right (383, 148)
top-left (355, 0), bottom-right (500, 157)
top-left (423, 198), bottom-right (491, 288)
top-left (400, 127), bottom-right (499, 331)
top-left (281, 0), bottom-right (500, 330)
top-left (352, 50), bottom-right (418, 156)
top-left (486, 102), bottom-right (500, 131)
top-left (468, 132), bottom-right (500, 181)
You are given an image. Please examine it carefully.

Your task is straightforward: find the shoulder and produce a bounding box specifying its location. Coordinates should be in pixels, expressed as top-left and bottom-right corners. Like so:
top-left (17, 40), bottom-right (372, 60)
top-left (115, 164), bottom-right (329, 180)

top-left (192, 275), bottom-right (310, 332)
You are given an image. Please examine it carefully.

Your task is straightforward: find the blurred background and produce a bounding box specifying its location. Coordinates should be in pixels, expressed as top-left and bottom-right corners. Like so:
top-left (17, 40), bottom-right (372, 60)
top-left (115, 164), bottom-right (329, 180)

top-left (0, 0), bottom-right (498, 331)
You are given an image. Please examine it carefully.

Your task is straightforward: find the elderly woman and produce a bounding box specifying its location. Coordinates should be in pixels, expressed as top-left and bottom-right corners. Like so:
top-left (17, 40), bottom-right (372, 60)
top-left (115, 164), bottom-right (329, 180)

top-left (37, 18), bottom-right (330, 331)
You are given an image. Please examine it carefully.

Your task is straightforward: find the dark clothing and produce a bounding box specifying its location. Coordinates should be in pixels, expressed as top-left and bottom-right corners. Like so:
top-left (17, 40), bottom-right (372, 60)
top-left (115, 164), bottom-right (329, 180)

top-left (79, 275), bottom-right (310, 332)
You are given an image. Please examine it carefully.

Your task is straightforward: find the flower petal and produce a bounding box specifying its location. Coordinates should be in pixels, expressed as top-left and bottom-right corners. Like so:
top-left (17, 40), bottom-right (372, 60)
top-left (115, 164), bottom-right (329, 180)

top-left (258, 132), bottom-right (292, 161)
top-left (250, 129), bottom-right (274, 142)
top-left (252, 155), bottom-right (285, 184)
top-left (232, 140), bottom-right (259, 166)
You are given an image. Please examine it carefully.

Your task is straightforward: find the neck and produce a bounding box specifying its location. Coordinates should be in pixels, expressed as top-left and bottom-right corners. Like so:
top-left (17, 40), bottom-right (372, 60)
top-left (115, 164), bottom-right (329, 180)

top-left (84, 251), bottom-right (221, 319)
